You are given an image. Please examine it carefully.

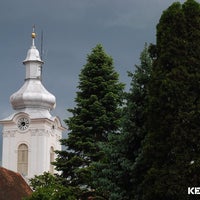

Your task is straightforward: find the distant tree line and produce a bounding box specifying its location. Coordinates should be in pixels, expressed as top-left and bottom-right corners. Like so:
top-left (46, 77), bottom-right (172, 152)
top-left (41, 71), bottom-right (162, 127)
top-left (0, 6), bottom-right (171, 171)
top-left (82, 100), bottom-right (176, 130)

top-left (25, 0), bottom-right (200, 199)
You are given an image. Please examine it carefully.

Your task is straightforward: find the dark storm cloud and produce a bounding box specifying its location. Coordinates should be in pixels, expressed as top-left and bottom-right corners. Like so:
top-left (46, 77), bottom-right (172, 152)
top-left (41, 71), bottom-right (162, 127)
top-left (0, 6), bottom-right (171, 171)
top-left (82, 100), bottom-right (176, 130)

top-left (0, 0), bottom-right (194, 159)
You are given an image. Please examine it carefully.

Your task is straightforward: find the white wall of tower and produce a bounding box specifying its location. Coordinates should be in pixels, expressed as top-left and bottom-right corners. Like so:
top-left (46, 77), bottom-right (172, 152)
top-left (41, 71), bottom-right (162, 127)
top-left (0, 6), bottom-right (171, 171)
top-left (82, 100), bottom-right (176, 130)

top-left (1, 116), bottom-right (62, 179)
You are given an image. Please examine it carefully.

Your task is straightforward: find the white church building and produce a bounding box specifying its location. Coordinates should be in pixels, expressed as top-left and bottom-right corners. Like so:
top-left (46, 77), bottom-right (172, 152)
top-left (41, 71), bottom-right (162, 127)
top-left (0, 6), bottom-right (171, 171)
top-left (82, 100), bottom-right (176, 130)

top-left (0, 29), bottom-right (65, 179)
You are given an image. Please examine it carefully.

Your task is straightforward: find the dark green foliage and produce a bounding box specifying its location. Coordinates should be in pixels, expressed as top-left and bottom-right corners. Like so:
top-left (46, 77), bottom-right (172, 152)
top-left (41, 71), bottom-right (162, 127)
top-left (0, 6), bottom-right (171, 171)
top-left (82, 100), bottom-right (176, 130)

top-left (92, 43), bottom-right (152, 200)
top-left (28, 172), bottom-right (58, 190)
top-left (133, 1), bottom-right (200, 199)
top-left (24, 185), bottom-right (76, 200)
top-left (123, 43), bottom-right (152, 160)
top-left (24, 172), bottom-right (76, 200)
top-left (54, 44), bottom-right (124, 198)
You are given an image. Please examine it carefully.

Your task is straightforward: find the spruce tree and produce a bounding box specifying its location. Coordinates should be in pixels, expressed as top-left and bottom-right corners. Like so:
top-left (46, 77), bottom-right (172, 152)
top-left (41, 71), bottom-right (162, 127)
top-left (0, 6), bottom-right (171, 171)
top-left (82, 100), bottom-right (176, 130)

top-left (133, 1), bottom-right (200, 199)
top-left (54, 44), bottom-right (124, 199)
top-left (92, 43), bottom-right (152, 200)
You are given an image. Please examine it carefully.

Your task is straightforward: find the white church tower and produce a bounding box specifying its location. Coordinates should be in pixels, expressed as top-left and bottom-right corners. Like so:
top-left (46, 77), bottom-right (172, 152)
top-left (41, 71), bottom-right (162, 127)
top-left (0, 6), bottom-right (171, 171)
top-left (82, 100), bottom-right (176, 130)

top-left (0, 28), bottom-right (64, 179)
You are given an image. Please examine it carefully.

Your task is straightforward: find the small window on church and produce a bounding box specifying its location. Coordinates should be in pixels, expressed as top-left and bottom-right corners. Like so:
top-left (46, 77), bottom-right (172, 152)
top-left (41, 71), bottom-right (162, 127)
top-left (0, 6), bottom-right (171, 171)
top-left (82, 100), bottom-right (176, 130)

top-left (50, 147), bottom-right (55, 174)
top-left (17, 144), bottom-right (28, 176)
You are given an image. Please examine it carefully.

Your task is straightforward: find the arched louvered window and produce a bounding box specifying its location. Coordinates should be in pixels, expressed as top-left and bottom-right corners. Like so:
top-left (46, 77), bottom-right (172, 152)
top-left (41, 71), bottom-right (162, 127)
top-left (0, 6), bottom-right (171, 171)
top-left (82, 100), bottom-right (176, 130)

top-left (50, 147), bottom-right (55, 174)
top-left (17, 144), bottom-right (28, 176)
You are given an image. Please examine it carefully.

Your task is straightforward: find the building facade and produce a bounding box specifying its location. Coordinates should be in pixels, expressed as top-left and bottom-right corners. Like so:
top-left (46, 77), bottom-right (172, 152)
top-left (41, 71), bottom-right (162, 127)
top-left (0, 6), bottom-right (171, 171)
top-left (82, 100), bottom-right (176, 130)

top-left (0, 29), bottom-right (64, 179)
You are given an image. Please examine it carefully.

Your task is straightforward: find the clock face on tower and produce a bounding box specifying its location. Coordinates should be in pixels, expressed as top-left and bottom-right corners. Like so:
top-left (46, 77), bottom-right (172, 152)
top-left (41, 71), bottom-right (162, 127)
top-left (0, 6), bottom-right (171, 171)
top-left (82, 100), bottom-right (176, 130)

top-left (17, 117), bottom-right (30, 131)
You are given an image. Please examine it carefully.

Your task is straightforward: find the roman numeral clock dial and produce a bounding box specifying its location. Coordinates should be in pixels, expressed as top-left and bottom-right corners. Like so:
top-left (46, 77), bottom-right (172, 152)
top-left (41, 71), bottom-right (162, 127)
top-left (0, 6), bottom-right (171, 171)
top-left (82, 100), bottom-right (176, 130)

top-left (17, 117), bottom-right (30, 131)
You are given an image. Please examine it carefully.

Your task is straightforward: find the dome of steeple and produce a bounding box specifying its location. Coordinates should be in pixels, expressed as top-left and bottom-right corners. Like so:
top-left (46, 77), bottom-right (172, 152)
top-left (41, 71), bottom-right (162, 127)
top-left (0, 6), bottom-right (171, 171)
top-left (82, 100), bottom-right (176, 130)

top-left (10, 79), bottom-right (56, 110)
top-left (10, 28), bottom-right (56, 111)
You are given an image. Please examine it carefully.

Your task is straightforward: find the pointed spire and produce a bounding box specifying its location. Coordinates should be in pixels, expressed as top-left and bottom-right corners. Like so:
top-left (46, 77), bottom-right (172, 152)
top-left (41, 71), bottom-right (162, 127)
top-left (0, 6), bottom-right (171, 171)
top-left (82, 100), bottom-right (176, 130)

top-left (23, 26), bottom-right (43, 64)
top-left (31, 25), bottom-right (36, 46)
top-left (23, 26), bottom-right (44, 80)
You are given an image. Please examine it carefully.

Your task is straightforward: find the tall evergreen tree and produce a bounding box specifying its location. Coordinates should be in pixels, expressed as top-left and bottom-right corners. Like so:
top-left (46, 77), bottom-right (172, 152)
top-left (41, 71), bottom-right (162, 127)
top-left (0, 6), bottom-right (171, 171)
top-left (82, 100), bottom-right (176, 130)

top-left (133, 1), bottom-right (200, 199)
top-left (54, 44), bottom-right (124, 199)
top-left (92, 43), bottom-right (152, 200)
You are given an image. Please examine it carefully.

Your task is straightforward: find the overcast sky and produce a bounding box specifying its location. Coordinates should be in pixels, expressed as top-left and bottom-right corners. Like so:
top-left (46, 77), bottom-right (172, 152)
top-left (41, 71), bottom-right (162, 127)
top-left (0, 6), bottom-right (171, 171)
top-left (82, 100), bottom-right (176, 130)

top-left (0, 0), bottom-right (191, 160)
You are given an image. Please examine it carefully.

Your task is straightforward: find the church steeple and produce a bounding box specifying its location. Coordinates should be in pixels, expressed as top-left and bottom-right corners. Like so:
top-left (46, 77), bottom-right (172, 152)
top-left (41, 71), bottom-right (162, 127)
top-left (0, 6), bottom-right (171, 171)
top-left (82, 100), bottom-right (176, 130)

top-left (0, 27), bottom-right (64, 180)
top-left (10, 28), bottom-right (56, 111)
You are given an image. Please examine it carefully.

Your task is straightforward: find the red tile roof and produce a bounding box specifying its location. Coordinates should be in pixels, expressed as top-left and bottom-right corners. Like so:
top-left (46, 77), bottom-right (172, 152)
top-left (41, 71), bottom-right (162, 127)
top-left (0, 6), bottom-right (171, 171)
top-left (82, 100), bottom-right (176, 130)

top-left (0, 167), bottom-right (32, 200)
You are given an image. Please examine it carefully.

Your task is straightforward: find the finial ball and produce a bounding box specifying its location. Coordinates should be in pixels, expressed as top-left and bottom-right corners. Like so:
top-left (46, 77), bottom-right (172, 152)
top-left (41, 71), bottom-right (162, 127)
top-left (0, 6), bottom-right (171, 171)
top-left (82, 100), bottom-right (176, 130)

top-left (31, 32), bottom-right (36, 38)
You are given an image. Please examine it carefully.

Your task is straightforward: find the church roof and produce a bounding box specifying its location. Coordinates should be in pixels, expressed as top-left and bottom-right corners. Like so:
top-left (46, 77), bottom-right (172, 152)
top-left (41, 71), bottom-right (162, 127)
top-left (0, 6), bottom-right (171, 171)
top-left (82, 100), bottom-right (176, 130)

top-left (0, 167), bottom-right (32, 200)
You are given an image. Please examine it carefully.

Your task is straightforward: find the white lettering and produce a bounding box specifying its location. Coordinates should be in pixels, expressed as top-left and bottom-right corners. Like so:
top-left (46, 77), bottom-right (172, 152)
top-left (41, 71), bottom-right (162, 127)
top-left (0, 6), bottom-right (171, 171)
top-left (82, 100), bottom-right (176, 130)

top-left (188, 187), bottom-right (200, 194)
top-left (195, 188), bottom-right (200, 194)
top-left (188, 187), bottom-right (194, 194)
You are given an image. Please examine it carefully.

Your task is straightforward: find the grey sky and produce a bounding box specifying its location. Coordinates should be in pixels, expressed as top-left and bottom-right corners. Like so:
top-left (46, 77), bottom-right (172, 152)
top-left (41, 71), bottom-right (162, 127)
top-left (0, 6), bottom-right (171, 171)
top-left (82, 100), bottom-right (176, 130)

top-left (0, 0), bottom-right (189, 160)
